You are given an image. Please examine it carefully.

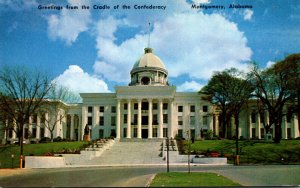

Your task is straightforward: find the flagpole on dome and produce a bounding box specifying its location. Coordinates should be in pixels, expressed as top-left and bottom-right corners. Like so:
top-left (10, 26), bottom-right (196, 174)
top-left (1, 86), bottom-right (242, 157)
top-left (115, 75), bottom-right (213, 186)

top-left (147, 22), bottom-right (151, 48)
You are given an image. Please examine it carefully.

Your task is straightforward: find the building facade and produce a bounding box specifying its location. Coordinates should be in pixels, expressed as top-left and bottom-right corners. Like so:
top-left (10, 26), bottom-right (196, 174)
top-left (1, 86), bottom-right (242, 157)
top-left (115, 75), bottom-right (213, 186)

top-left (1, 48), bottom-right (299, 144)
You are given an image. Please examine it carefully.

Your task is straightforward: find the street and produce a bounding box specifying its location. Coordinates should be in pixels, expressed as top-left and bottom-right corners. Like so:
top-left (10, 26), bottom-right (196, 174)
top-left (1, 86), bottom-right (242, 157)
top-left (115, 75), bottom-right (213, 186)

top-left (0, 165), bottom-right (299, 187)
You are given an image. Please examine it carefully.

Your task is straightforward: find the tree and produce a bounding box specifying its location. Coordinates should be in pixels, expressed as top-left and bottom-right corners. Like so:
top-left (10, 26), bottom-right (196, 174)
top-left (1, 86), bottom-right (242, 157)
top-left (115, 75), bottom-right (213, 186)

top-left (0, 65), bottom-right (53, 167)
top-left (281, 54), bottom-right (300, 133)
top-left (41, 85), bottom-right (80, 142)
top-left (200, 71), bottom-right (232, 138)
top-left (250, 55), bottom-right (298, 143)
top-left (200, 68), bottom-right (254, 141)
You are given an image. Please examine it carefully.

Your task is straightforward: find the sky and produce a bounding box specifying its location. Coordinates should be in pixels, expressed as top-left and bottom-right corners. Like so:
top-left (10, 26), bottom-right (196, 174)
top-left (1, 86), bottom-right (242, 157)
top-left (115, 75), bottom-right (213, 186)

top-left (0, 0), bottom-right (300, 95)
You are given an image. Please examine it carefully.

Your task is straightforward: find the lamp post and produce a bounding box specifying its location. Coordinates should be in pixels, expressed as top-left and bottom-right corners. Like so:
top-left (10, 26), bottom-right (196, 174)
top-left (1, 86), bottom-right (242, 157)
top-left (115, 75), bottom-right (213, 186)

top-left (11, 154), bottom-right (14, 168)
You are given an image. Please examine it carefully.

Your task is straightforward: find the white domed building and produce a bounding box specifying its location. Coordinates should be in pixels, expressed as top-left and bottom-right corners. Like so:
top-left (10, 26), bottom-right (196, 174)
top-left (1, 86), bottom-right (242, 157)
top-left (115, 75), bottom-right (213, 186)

top-left (2, 48), bottom-right (299, 144)
top-left (77, 47), bottom-right (214, 140)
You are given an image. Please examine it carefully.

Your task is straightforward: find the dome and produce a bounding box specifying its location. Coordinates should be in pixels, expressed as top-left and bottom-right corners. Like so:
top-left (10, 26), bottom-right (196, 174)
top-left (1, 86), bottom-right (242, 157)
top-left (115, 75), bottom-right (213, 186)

top-left (132, 48), bottom-right (166, 70)
top-left (129, 48), bottom-right (169, 86)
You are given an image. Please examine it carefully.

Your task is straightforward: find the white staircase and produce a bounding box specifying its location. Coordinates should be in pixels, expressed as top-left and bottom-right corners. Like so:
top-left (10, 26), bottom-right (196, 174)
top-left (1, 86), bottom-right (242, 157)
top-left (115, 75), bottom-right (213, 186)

top-left (79, 140), bottom-right (164, 165)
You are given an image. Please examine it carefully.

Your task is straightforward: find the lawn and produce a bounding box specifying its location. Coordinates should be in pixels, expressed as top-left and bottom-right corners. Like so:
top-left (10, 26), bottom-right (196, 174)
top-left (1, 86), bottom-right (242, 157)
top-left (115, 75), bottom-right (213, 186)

top-left (0, 141), bottom-right (88, 168)
top-left (150, 172), bottom-right (241, 187)
top-left (178, 139), bottom-right (300, 164)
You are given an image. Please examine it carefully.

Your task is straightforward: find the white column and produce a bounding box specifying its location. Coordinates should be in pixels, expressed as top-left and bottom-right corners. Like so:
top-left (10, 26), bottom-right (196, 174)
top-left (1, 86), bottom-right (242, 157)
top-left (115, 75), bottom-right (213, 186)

top-left (77, 115), bottom-right (81, 141)
top-left (36, 115), bottom-right (41, 139)
top-left (127, 99), bottom-right (131, 138)
top-left (148, 99), bottom-right (153, 138)
top-left (81, 106), bottom-right (87, 140)
top-left (116, 100), bottom-right (121, 139)
top-left (292, 114), bottom-right (299, 138)
top-left (29, 116), bottom-right (32, 139)
top-left (282, 115), bottom-right (287, 139)
top-left (137, 99), bottom-right (142, 138)
top-left (209, 115), bottom-right (214, 131)
top-left (168, 99), bottom-right (174, 138)
top-left (158, 99), bottom-right (163, 138)
top-left (215, 114), bottom-right (219, 136)
top-left (70, 115), bottom-right (74, 140)
top-left (93, 106), bottom-right (98, 126)
top-left (12, 119), bottom-right (16, 139)
top-left (257, 112), bottom-right (261, 139)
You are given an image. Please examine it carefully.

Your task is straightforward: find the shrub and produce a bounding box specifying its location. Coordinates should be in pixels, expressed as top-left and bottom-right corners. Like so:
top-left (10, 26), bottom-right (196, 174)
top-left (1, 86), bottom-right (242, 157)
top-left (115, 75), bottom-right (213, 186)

top-left (40, 137), bottom-right (51, 143)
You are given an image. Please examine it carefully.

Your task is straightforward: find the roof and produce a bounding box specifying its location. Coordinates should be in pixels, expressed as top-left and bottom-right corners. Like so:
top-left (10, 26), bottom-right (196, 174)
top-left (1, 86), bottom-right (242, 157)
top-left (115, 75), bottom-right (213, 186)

top-left (132, 48), bottom-right (166, 70)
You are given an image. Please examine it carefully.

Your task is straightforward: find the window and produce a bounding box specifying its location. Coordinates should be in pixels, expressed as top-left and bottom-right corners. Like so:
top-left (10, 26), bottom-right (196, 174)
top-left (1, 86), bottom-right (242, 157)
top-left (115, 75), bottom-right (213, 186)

top-left (8, 128), bottom-right (13, 138)
top-left (163, 103), bottom-right (168, 110)
top-left (202, 105), bottom-right (207, 112)
top-left (99, 106), bottom-right (104, 112)
top-left (124, 103), bottom-right (128, 110)
top-left (190, 116), bottom-right (195, 125)
top-left (178, 129), bottom-right (183, 138)
top-left (260, 128), bottom-right (265, 139)
top-left (163, 114), bottom-right (168, 124)
top-left (153, 114), bottom-right (158, 125)
top-left (142, 102), bottom-right (148, 110)
top-left (99, 129), bottom-right (104, 138)
top-left (133, 128), bottom-right (137, 138)
top-left (252, 128), bottom-right (256, 138)
top-left (88, 106), bottom-right (93, 113)
top-left (134, 114), bottom-right (138, 125)
top-left (251, 112), bottom-right (256, 123)
top-left (178, 106), bottom-right (183, 112)
top-left (40, 128), bottom-right (45, 138)
top-left (178, 116), bottom-right (183, 125)
top-left (153, 103), bottom-right (158, 110)
top-left (153, 128), bottom-right (158, 137)
top-left (123, 114), bottom-right (127, 124)
top-left (88, 117), bottom-right (92, 125)
top-left (111, 116), bottom-right (116, 126)
top-left (99, 116), bottom-right (104, 126)
top-left (287, 128), bottom-right (291, 139)
top-left (110, 129), bottom-right (116, 137)
top-left (134, 103), bottom-right (138, 110)
top-left (32, 128), bottom-right (36, 138)
top-left (190, 105), bottom-right (196, 112)
top-left (191, 129), bottom-right (195, 138)
top-left (111, 106), bottom-right (116, 113)
top-left (203, 116), bottom-right (208, 125)
top-left (123, 128), bottom-right (127, 138)
top-left (163, 128), bottom-right (168, 137)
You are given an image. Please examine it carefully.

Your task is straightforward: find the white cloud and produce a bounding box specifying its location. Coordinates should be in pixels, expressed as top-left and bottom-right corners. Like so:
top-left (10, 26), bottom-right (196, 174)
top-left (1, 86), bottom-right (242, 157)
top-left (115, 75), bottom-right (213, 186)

top-left (47, 0), bottom-right (91, 45)
top-left (177, 81), bottom-right (203, 92)
top-left (266, 61), bottom-right (275, 68)
top-left (93, 13), bottom-right (252, 82)
top-left (243, 9), bottom-right (253, 21)
top-left (192, 0), bottom-right (211, 4)
top-left (53, 65), bottom-right (110, 94)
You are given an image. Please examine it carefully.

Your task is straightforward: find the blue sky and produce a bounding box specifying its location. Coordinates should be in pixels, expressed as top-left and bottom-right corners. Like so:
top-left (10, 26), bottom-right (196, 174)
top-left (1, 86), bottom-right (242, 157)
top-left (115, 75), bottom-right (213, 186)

top-left (1, 0), bottom-right (300, 94)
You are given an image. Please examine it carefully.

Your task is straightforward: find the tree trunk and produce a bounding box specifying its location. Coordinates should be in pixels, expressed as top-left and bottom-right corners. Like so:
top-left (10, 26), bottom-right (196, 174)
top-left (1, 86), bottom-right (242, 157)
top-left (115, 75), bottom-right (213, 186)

top-left (51, 132), bottom-right (54, 142)
top-left (234, 113), bottom-right (239, 155)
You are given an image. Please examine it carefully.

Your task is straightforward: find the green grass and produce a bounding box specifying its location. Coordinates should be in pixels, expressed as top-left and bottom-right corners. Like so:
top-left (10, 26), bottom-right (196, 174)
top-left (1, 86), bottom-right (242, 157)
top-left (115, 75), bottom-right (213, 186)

top-left (179, 139), bottom-right (300, 164)
top-left (150, 172), bottom-right (241, 187)
top-left (0, 141), bottom-right (88, 168)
